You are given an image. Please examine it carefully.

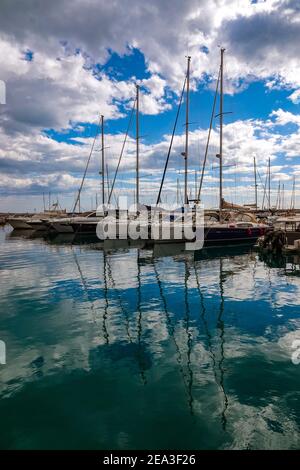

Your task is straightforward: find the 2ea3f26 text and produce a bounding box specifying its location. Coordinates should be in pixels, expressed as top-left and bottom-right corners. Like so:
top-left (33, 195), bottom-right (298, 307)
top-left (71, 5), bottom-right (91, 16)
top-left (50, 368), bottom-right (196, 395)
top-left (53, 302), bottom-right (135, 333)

top-left (103, 454), bottom-right (196, 466)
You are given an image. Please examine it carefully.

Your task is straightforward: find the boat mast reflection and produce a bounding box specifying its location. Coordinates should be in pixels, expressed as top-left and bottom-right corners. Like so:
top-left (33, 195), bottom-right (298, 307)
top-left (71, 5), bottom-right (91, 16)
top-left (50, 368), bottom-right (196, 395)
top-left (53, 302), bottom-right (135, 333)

top-left (104, 250), bottom-right (133, 344)
top-left (217, 258), bottom-right (228, 430)
top-left (73, 248), bottom-right (109, 343)
top-left (194, 256), bottom-right (229, 430)
top-left (183, 258), bottom-right (194, 415)
top-left (136, 250), bottom-right (147, 385)
top-left (152, 256), bottom-right (194, 415)
top-left (102, 251), bottom-right (110, 344)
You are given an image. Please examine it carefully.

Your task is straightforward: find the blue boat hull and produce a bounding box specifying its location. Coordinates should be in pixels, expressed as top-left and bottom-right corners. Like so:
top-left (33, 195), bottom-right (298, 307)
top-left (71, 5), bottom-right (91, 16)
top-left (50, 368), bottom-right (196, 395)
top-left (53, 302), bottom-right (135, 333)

top-left (204, 227), bottom-right (264, 247)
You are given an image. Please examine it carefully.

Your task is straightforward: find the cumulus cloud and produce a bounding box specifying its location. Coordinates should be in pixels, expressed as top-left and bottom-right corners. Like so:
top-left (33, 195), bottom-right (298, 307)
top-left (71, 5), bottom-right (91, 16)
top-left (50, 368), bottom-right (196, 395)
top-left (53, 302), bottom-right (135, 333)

top-left (0, 0), bottom-right (293, 91)
top-left (288, 89), bottom-right (300, 104)
top-left (0, 37), bottom-right (173, 135)
top-left (1, 0), bottom-right (300, 210)
top-left (1, 108), bottom-right (299, 206)
top-left (221, 0), bottom-right (300, 87)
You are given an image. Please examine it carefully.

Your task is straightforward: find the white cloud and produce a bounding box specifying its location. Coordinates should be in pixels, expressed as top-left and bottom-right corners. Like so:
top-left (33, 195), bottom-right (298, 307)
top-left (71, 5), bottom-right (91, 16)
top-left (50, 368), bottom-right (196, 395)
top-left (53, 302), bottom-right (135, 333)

top-left (270, 108), bottom-right (300, 126)
top-left (0, 37), bottom-right (173, 136)
top-left (288, 89), bottom-right (300, 104)
top-left (1, 0), bottom-right (300, 210)
top-left (1, 109), bottom-right (300, 210)
top-left (0, 0), bottom-right (296, 93)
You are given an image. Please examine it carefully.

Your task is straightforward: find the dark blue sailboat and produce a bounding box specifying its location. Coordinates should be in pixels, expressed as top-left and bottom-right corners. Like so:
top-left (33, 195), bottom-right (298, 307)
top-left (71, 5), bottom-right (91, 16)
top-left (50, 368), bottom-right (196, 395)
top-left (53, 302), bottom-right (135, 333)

top-left (197, 48), bottom-right (268, 248)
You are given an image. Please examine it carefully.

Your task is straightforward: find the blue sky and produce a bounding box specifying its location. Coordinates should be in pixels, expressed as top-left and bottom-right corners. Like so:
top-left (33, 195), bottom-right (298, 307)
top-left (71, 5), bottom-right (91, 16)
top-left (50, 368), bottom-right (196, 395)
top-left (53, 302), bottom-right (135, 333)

top-left (0, 0), bottom-right (300, 212)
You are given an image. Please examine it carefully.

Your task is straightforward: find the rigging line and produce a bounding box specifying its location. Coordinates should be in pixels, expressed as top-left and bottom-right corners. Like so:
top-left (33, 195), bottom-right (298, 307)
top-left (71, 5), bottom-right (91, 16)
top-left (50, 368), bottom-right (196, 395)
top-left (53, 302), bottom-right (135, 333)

top-left (108, 98), bottom-right (136, 204)
top-left (72, 115), bottom-right (102, 214)
top-left (256, 168), bottom-right (265, 190)
top-left (261, 163), bottom-right (271, 210)
top-left (262, 169), bottom-right (268, 210)
top-left (156, 75), bottom-right (187, 205)
top-left (197, 66), bottom-right (221, 202)
top-left (257, 165), bottom-right (268, 209)
top-left (256, 167), bottom-right (269, 210)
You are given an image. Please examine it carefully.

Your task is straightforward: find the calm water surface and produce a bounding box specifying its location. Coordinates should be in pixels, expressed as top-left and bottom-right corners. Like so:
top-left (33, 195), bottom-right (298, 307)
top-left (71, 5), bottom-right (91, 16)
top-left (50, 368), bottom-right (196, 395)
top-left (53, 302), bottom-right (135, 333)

top-left (0, 227), bottom-right (300, 449)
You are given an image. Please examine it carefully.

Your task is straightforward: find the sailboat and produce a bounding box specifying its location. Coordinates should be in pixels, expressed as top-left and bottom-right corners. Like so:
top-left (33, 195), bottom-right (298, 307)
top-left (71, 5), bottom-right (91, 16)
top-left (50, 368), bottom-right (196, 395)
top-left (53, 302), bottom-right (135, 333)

top-left (199, 48), bottom-right (268, 247)
top-left (7, 204), bottom-right (67, 231)
top-left (153, 51), bottom-right (268, 248)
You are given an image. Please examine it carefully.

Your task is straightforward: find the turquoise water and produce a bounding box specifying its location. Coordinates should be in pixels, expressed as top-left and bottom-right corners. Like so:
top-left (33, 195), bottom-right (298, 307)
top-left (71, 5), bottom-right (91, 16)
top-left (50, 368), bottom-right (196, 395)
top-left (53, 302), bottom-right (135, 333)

top-left (0, 227), bottom-right (300, 450)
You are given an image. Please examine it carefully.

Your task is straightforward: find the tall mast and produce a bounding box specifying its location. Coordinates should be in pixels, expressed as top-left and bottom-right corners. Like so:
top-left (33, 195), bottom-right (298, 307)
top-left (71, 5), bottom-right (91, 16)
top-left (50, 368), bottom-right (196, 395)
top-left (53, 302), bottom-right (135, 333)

top-left (184, 56), bottom-right (191, 205)
top-left (268, 157), bottom-right (271, 211)
top-left (290, 176), bottom-right (296, 210)
top-left (197, 67), bottom-right (220, 202)
top-left (219, 48), bottom-right (225, 222)
top-left (106, 164), bottom-right (110, 204)
top-left (108, 99), bottom-right (136, 205)
top-left (279, 181), bottom-right (282, 210)
top-left (254, 156), bottom-right (258, 210)
top-left (101, 115), bottom-right (105, 205)
top-left (136, 84), bottom-right (140, 206)
top-left (276, 181), bottom-right (281, 210)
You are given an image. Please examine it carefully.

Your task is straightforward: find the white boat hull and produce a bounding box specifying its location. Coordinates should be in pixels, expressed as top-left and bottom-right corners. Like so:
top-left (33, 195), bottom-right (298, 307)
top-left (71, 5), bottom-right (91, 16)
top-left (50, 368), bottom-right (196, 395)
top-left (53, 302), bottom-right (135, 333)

top-left (7, 219), bottom-right (32, 230)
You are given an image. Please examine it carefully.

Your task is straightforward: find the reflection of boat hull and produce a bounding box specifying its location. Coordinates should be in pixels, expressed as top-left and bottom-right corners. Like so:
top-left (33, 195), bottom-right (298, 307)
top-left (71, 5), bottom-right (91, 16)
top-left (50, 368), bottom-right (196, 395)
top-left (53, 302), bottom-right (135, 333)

top-left (50, 222), bottom-right (74, 233)
top-left (8, 229), bottom-right (37, 239)
top-left (153, 242), bottom-right (188, 258)
top-left (49, 222), bottom-right (98, 234)
top-left (47, 233), bottom-right (76, 244)
top-left (103, 239), bottom-right (146, 250)
top-left (51, 217), bottom-right (103, 234)
top-left (70, 222), bottom-right (97, 233)
top-left (195, 244), bottom-right (254, 260)
top-left (27, 220), bottom-right (48, 231)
